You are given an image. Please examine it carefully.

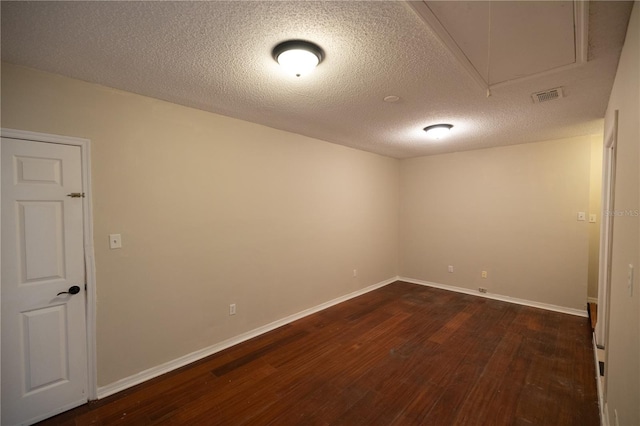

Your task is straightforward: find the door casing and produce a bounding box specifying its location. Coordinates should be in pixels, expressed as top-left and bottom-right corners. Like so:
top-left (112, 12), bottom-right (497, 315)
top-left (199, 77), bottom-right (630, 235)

top-left (595, 110), bottom-right (618, 404)
top-left (0, 128), bottom-right (98, 405)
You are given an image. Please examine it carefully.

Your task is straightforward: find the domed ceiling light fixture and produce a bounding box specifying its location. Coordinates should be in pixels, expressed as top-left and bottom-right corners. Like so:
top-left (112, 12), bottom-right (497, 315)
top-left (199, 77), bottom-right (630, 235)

top-left (423, 124), bottom-right (454, 140)
top-left (273, 40), bottom-right (324, 77)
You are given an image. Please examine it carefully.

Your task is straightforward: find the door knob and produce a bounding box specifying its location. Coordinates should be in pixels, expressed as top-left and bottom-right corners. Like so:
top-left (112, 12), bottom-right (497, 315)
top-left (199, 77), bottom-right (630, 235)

top-left (57, 285), bottom-right (81, 296)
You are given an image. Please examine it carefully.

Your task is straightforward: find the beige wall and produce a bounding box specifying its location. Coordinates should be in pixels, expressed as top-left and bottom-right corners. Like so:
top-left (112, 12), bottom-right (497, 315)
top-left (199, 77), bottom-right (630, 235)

top-left (603, 3), bottom-right (640, 424)
top-left (399, 136), bottom-right (598, 310)
top-left (588, 135), bottom-right (603, 299)
top-left (1, 57), bottom-right (613, 395)
top-left (0, 63), bottom-right (400, 386)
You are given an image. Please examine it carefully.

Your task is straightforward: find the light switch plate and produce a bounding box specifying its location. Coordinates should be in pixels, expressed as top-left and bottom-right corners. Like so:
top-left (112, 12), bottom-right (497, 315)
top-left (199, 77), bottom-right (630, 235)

top-left (109, 234), bottom-right (122, 249)
top-left (577, 212), bottom-right (586, 221)
top-left (589, 214), bottom-right (597, 223)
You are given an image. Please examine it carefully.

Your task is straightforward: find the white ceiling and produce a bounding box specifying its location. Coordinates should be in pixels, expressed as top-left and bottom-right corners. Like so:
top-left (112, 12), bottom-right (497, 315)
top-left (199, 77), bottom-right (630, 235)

top-left (0, 1), bottom-right (633, 159)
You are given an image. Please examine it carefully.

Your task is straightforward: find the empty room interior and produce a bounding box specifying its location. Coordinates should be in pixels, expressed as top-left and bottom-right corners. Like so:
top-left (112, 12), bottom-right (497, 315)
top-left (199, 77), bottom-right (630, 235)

top-left (1, 1), bottom-right (639, 425)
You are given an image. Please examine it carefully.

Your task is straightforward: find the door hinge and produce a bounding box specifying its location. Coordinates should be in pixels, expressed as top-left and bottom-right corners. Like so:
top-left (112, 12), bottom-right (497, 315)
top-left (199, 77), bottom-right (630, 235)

top-left (67, 192), bottom-right (85, 198)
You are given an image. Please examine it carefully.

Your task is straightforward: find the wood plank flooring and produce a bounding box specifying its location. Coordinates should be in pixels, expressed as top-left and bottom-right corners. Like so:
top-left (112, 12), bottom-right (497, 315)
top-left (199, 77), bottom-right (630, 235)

top-left (38, 281), bottom-right (599, 425)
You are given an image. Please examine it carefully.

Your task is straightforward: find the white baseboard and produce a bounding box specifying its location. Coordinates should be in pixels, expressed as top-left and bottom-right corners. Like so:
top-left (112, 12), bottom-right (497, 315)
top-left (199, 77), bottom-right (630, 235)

top-left (588, 297), bottom-right (599, 304)
top-left (97, 276), bottom-right (399, 399)
top-left (399, 277), bottom-right (588, 318)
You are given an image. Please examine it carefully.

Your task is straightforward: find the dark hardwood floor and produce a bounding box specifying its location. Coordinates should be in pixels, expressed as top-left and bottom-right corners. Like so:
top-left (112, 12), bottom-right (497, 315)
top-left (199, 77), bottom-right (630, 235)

top-left (38, 281), bottom-right (599, 425)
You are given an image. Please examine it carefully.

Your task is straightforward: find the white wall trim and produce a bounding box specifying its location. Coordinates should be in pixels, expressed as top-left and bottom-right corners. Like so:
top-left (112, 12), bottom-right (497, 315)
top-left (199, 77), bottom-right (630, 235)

top-left (1, 128), bottom-right (99, 400)
top-left (399, 277), bottom-right (588, 318)
top-left (1, 128), bottom-right (91, 146)
top-left (97, 276), bottom-right (399, 399)
top-left (603, 402), bottom-right (611, 426)
top-left (574, 0), bottom-right (590, 64)
top-left (588, 297), bottom-right (599, 305)
top-left (596, 110), bottom-right (618, 350)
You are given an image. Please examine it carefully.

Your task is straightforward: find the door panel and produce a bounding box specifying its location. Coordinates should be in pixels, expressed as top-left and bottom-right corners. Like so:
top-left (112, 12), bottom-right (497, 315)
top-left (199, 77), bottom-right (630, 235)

top-left (2, 138), bottom-right (88, 426)
top-left (19, 201), bottom-right (66, 283)
top-left (22, 304), bottom-right (69, 392)
top-left (15, 156), bottom-right (62, 185)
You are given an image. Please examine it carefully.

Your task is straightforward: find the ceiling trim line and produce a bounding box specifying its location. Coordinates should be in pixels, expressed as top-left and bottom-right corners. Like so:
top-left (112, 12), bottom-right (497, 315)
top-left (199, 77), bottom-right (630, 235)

top-left (492, 0), bottom-right (589, 89)
top-left (575, 0), bottom-right (590, 64)
top-left (407, 0), bottom-right (590, 93)
top-left (405, 1), bottom-right (488, 94)
top-left (489, 62), bottom-right (583, 90)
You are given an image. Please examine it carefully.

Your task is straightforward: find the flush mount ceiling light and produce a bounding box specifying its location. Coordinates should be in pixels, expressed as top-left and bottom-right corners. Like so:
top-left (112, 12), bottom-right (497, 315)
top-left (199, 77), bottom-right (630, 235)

top-left (273, 40), bottom-right (324, 77)
top-left (423, 124), bottom-right (454, 140)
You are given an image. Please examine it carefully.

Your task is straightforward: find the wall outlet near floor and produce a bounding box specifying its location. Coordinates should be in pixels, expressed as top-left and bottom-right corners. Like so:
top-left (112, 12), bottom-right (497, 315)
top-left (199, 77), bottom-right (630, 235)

top-left (229, 304), bottom-right (236, 315)
top-left (478, 287), bottom-right (488, 293)
top-left (448, 265), bottom-right (454, 273)
top-left (481, 271), bottom-right (488, 279)
top-left (353, 269), bottom-right (358, 277)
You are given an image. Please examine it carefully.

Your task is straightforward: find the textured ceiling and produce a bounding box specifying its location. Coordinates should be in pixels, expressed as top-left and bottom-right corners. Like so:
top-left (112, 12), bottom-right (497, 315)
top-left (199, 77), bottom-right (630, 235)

top-left (0, 1), bottom-right (634, 158)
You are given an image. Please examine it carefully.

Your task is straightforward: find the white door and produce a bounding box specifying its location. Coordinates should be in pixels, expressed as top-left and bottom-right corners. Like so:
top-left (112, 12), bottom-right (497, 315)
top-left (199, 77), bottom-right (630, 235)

top-left (1, 138), bottom-right (88, 425)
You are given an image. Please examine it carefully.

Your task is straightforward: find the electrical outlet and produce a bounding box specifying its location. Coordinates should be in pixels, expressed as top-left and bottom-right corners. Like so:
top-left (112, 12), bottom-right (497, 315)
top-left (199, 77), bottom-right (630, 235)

top-left (479, 287), bottom-right (487, 293)
top-left (109, 234), bottom-right (122, 249)
top-left (448, 265), bottom-right (454, 273)
top-left (481, 271), bottom-right (488, 279)
top-left (353, 269), bottom-right (358, 277)
top-left (229, 304), bottom-right (236, 315)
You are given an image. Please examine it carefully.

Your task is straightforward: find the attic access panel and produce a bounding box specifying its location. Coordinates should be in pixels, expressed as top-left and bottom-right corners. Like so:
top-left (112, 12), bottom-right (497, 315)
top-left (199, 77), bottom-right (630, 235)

top-left (412, 1), bottom-right (584, 87)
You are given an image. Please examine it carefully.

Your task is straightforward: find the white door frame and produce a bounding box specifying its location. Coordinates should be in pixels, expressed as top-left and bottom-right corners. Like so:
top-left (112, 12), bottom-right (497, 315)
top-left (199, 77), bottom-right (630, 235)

top-left (595, 111), bottom-right (618, 354)
top-left (0, 128), bottom-right (98, 402)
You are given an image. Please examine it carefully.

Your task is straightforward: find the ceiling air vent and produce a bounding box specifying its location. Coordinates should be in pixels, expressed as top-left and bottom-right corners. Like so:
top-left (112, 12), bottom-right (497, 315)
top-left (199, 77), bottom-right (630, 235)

top-left (531, 87), bottom-right (564, 104)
